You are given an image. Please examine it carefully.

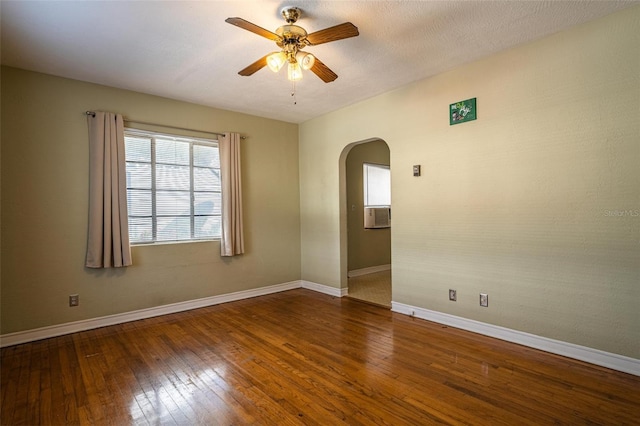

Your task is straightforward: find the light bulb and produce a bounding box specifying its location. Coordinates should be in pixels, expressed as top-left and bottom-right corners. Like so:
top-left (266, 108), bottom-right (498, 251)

top-left (296, 52), bottom-right (316, 70)
top-left (266, 52), bottom-right (286, 73)
top-left (288, 61), bottom-right (303, 81)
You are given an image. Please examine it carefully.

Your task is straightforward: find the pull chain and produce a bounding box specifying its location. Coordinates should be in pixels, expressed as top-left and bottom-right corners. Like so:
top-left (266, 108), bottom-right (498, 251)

top-left (291, 80), bottom-right (297, 105)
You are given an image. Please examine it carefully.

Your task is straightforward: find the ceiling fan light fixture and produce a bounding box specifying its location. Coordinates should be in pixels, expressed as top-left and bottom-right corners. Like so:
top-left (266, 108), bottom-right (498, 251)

top-left (296, 51), bottom-right (316, 70)
top-left (226, 7), bottom-right (359, 84)
top-left (266, 51), bottom-right (287, 72)
top-left (288, 61), bottom-right (303, 81)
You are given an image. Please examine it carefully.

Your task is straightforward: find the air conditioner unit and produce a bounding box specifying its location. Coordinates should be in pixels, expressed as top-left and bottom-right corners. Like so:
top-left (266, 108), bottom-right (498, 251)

top-left (364, 207), bottom-right (391, 229)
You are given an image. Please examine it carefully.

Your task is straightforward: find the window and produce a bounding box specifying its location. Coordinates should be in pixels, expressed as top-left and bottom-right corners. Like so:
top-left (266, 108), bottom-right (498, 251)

top-left (125, 130), bottom-right (221, 244)
top-left (363, 163), bottom-right (390, 207)
top-left (363, 163), bottom-right (391, 229)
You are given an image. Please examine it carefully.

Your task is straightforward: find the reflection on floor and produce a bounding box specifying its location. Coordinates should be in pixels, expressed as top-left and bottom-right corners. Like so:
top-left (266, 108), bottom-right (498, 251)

top-left (347, 270), bottom-right (391, 307)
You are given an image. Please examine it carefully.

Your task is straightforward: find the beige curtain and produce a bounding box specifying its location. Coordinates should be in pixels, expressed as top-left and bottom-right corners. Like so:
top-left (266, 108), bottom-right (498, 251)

top-left (85, 111), bottom-right (132, 268)
top-left (219, 132), bottom-right (245, 256)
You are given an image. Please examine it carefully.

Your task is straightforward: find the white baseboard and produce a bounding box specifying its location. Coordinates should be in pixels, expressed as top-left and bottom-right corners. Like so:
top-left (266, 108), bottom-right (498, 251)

top-left (301, 280), bottom-right (348, 297)
top-left (347, 264), bottom-right (391, 278)
top-left (391, 301), bottom-right (640, 377)
top-left (3, 282), bottom-right (636, 377)
top-left (0, 280), bottom-right (302, 348)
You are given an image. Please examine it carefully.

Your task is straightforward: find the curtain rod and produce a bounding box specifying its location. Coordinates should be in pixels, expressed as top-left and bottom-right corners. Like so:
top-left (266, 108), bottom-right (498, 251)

top-left (85, 111), bottom-right (246, 139)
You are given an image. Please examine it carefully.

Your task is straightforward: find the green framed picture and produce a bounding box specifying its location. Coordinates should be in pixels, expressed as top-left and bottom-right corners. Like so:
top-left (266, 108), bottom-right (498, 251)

top-left (450, 98), bottom-right (477, 125)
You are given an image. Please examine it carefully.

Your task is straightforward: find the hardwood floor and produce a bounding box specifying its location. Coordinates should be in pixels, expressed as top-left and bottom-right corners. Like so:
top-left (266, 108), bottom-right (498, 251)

top-left (2, 289), bottom-right (639, 425)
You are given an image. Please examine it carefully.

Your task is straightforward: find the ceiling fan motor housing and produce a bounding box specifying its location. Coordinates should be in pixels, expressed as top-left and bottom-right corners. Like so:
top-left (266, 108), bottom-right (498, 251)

top-left (276, 25), bottom-right (308, 51)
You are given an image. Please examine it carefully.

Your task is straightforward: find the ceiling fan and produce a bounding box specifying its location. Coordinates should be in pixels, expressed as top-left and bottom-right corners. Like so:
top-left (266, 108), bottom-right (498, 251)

top-left (225, 7), bottom-right (359, 83)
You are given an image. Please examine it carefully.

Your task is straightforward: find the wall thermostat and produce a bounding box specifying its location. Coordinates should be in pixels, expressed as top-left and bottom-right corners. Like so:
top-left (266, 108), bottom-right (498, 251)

top-left (413, 165), bottom-right (421, 176)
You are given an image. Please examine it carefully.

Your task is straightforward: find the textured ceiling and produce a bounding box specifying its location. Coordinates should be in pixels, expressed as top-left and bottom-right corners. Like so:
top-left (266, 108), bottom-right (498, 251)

top-left (1, 1), bottom-right (636, 123)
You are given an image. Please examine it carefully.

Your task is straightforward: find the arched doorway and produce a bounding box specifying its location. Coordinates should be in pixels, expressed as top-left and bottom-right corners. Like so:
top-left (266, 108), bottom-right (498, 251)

top-left (340, 139), bottom-right (391, 307)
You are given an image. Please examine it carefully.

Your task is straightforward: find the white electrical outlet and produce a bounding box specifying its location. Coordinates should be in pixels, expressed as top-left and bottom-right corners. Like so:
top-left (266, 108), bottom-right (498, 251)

top-left (479, 293), bottom-right (488, 307)
top-left (69, 294), bottom-right (79, 307)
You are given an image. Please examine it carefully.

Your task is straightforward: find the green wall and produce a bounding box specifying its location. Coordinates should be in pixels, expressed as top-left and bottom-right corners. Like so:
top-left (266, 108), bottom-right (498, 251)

top-left (1, 67), bottom-right (301, 334)
top-left (299, 7), bottom-right (640, 358)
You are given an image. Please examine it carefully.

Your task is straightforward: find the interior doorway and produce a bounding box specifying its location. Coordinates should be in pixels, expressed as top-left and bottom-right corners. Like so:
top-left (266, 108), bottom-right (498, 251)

top-left (342, 139), bottom-right (391, 307)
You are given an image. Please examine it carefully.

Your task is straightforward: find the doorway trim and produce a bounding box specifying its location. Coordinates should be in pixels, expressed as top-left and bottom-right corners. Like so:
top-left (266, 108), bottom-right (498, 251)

top-left (338, 137), bottom-right (391, 293)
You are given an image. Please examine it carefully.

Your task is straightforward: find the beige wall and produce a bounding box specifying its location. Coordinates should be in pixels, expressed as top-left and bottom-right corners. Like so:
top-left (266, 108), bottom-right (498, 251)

top-left (2, 8), bottom-right (638, 361)
top-left (300, 7), bottom-right (640, 358)
top-left (1, 67), bottom-right (300, 334)
top-left (346, 140), bottom-right (391, 271)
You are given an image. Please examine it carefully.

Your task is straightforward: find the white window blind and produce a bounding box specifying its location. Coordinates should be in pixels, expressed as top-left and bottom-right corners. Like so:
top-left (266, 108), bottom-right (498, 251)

top-left (125, 130), bottom-right (221, 244)
top-left (363, 163), bottom-right (391, 207)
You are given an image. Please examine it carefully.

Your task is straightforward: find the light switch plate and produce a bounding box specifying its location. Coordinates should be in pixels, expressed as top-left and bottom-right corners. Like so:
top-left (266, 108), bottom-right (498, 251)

top-left (480, 293), bottom-right (488, 307)
top-left (413, 165), bottom-right (421, 176)
top-left (449, 289), bottom-right (457, 301)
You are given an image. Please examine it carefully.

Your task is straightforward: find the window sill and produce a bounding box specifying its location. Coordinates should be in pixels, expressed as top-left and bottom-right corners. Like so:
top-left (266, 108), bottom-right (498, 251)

top-left (131, 239), bottom-right (219, 247)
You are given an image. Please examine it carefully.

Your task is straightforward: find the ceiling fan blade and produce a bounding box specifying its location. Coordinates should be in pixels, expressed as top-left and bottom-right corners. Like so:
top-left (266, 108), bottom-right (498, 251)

top-left (310, 57), bottom-right (338, 83)
top-left (238, 55), bottom-right (269, 76)
top-left (306, 22), bottom-right (359, 46)
top-left (225, 17), bottom-right (281, 42)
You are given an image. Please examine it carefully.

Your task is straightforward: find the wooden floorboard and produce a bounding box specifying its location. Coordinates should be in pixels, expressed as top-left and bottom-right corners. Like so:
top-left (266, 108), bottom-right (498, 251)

top-left (2, 289), bottom-right (639, 425)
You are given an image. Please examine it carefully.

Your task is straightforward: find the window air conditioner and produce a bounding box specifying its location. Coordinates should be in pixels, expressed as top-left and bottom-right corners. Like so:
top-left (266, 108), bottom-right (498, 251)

top-left (364, 207), bottom-right (391, 229)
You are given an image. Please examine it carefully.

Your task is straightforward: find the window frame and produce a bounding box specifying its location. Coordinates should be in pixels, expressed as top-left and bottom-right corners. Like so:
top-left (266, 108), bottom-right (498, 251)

top-left (363, 162), bottom-right (391, 208)
top-left (124, 128), bottom-right (221, 245)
